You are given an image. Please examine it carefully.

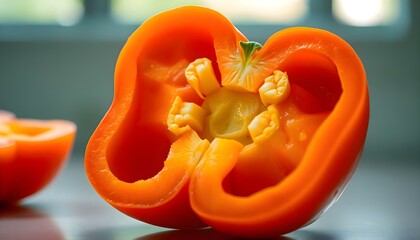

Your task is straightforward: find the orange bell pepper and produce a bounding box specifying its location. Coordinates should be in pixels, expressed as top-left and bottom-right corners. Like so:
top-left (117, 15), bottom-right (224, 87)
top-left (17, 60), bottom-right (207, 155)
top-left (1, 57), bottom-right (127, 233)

top-left (0, 110), bottom-right (76, 204)
top-left (85, 6), bottom-right (369, 237)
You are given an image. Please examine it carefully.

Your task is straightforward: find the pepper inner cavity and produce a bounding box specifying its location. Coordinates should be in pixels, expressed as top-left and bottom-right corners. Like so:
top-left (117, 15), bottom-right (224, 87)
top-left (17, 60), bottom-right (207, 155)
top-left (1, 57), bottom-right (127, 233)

top-left (166, 56), bottom-right (299, 196)
top-left (167, 57), bottom-right (290, 146)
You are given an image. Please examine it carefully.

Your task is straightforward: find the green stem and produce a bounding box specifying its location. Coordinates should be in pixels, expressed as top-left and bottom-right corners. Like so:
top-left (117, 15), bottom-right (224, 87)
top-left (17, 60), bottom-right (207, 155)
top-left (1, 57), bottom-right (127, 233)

top-left (240, 41), bottom-right (262, 64)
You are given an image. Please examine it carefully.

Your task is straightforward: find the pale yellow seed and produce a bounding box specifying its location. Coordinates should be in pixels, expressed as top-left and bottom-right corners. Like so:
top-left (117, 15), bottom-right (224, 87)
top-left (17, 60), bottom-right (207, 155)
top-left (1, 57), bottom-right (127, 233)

top-left (185, 58), bottom-right (220, 99)
top-left (167, 96), bottom-right (205, 136)
top-left (259, 70), bottom-right (291, 106)
top-left (248, 105), bottom-right (280, 144)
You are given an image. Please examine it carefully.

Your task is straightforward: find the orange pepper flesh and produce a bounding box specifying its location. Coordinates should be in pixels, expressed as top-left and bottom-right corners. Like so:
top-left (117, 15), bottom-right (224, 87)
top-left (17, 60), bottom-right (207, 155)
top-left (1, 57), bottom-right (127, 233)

top-left (85, 6), bottom-right (369, 237)
top-left (0, 111), bottom-right (76, 204)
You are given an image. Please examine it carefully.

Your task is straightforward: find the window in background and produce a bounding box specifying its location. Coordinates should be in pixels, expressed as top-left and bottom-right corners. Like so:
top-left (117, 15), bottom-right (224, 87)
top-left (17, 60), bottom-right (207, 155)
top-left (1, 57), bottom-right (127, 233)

top-left (111, 0), bottom-right (201, 24)
top-left (332, 0), bottom-right (400, 26)
top-left (0, 0), bottom-right (84, 26)
top-left (0, 0), bottom-right (409, 41)
top-left (111, 0), bottom-right (309, 24)
top-left (202, 0), bottom-right (308, 24)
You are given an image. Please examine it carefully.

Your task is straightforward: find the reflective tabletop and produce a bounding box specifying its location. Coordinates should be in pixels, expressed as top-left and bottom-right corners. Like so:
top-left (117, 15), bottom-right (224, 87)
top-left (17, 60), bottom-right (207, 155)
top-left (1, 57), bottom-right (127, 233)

top-left (1, 155), bottom-right (419, 240)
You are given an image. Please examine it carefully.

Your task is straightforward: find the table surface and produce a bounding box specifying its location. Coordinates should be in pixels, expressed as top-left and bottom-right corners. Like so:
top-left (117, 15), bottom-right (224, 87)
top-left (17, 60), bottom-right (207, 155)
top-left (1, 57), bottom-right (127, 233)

top-left (1, 155), bottom-right (419, 240)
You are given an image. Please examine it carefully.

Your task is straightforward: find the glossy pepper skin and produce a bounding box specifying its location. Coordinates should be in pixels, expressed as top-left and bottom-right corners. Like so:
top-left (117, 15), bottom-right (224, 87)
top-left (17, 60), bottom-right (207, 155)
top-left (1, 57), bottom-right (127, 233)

top-left (0, 110), bottom-right (76, 205)
top-left (85, 6), bottom-right (369, 238)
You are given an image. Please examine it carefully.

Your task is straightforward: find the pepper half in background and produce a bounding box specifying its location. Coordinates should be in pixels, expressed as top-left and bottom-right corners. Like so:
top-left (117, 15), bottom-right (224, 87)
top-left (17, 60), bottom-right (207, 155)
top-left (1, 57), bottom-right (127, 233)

top-left (0, 110), bottom-right (76, 204)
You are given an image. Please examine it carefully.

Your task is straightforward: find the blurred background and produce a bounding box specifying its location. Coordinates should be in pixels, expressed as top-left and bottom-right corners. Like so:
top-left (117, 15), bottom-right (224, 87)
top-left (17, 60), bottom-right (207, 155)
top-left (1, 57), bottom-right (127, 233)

top-left (0, 0), bottom-right (419, 163)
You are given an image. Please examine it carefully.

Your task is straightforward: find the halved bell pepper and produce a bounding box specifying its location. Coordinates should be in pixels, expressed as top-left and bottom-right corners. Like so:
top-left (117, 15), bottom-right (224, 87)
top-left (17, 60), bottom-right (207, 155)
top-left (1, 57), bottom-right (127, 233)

top-left (85, 6), bottom-right (369, 237)
top-left (0, 110), bottom-right (76, 204)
